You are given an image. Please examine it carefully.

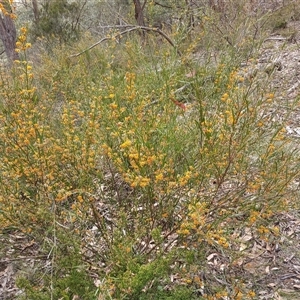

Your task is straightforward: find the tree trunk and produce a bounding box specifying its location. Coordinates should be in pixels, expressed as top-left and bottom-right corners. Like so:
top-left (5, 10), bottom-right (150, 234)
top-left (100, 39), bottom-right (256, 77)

top-left (133, 0), bottom-right (146, 27)
top-left (32, 0), bottom-right (40, 22)
top-left (0, 3), bottom-right (19, 65)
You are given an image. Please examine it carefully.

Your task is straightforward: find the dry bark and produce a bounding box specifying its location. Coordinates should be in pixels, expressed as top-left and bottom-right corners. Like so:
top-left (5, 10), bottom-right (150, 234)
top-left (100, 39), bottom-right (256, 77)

top-left (0, 2), bottom-right (19, 66)
top-left (133, 0), bottom-right (147, 27)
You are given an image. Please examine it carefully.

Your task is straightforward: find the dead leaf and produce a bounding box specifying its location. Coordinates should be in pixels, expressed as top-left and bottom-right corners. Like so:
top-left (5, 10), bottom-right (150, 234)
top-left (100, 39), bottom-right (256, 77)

top-left (268, 282), bottom-right (276, 287)
top-left (207, 253), bottom-right (218, 261)
top-left (185, 70), bottom-right (196, 78)
top-left (239, 243), bottom-right (248, 251)
top-left (293, 285), bottom-right (300, 290)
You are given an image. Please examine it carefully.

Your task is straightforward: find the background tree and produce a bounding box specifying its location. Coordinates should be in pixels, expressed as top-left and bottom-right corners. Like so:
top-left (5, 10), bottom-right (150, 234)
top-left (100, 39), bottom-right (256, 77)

top-left (133, 0), bottom-right (146, 26)
top-left (31, 0), bottom-right (39, 22)
top-left (0, 0), bottom-right (19, 65)
top-left (30, 0), bottom-right (88, 46)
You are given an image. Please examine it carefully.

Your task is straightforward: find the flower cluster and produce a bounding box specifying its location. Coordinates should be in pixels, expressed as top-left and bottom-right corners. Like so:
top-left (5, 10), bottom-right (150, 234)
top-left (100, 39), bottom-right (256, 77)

top-left (15, 27), bottom-right (31, 53)
top-left (0, 1), bottom-right (16, 19)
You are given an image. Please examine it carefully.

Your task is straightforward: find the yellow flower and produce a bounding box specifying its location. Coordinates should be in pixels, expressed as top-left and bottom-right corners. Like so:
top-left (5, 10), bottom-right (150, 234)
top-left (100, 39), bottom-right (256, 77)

top-left (109, 102), bottom-right (118, 109)
top-left (235, 291), bottom-right (243, 300)
top-left (20, 27), bottom-right (27, 34)
top-left (18, 35), bottom-right (26, 43)
top-left (147, 155), bottom-right (156, 165)
top-left (249, 211), bottom-right (259, 224)
top-left (130, 181), bottom-right (138, 188)
top-left (248, 291), bottom-right (256, 298)
top-left (178, 228), bottom-right (190, 235)
top-left (128, 152), bottom-right (139, 160)
top-left (155, 173), bottom-right (164, 181)
top-left (162, 212), bottom-right (168, 218)
top-left (139, 177), bottom-right (150, 187)
top-left (221, 93), bottom-right (229, 101)
top-left (120, 139), bottom-right (132, 149)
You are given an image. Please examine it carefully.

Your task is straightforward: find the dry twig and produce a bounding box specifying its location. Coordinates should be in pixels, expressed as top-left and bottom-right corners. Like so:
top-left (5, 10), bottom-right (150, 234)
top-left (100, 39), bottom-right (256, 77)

top-left (70, 26), bottom-right (181, 58)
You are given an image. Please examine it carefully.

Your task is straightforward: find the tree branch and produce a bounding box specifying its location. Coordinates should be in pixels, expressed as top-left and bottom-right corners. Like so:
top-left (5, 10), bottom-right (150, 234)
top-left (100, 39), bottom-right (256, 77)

top-left (70, 26), bottom-right (181, 58)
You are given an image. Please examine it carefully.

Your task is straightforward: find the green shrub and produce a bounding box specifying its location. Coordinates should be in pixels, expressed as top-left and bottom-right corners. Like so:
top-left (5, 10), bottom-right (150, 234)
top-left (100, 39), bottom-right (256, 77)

top-left (0, 3), bottom-right (299, 299)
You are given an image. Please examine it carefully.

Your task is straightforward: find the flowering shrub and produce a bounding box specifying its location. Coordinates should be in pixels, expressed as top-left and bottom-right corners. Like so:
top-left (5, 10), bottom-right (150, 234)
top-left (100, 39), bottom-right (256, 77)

top-left (0, 2), bottom-right (299, 299)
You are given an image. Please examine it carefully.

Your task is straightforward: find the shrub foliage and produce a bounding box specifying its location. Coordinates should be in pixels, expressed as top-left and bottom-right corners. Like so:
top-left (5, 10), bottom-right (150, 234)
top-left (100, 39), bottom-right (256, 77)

top-left (0, 1), bottom-right (299, 299)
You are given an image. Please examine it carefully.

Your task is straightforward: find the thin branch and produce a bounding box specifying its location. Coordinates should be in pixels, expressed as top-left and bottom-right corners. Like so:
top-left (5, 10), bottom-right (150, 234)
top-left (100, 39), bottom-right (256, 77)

top-left (70, 26), bottom-right (181, 58)
top-left (142, 0), bottom-right (147, 11)
top-left (73, 0), bottom-right (88, 32)
top-left (154, 1), bottom-right (172, 9)
top-left (154, 1), bottom-right (183, 9)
